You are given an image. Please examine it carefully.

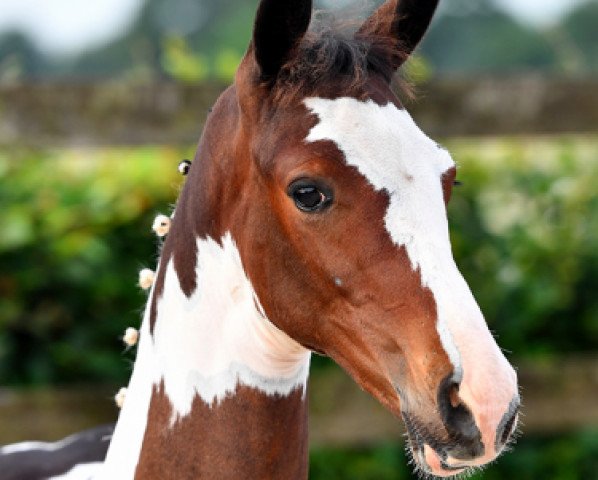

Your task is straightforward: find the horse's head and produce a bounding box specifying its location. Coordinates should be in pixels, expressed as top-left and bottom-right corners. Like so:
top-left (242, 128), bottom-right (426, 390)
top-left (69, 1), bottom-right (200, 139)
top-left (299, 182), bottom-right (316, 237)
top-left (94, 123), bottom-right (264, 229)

top-left (179, 0), bottom-right (519, 476)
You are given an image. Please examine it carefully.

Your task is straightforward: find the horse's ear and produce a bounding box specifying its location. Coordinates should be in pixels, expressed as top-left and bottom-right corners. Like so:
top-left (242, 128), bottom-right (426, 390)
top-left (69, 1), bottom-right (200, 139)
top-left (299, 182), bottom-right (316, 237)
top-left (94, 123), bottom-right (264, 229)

top-left (357, 0), bottom-right (439, 69)
top-left (252, 0), bottom-right (312, 80)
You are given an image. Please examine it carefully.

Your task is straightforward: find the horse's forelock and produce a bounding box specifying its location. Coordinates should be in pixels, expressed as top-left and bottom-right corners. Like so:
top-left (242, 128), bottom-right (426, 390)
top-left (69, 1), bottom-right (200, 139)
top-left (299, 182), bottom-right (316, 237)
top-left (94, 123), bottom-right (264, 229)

top-left (263, 20), bottom-right (411, 105)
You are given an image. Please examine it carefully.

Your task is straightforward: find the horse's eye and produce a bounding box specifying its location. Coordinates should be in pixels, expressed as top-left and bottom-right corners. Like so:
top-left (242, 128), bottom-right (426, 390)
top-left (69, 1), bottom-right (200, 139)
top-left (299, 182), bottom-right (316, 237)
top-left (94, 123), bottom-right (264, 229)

top-left (288, 180), bottom-right (332, 213)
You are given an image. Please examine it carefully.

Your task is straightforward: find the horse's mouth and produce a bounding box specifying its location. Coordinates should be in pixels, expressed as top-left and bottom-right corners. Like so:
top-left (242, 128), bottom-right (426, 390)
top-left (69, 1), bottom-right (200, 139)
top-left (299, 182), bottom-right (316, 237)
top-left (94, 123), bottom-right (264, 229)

top-left (406, 438), bottom-right (471, 478)
top-left (402, 413), bottom-right (472, 479)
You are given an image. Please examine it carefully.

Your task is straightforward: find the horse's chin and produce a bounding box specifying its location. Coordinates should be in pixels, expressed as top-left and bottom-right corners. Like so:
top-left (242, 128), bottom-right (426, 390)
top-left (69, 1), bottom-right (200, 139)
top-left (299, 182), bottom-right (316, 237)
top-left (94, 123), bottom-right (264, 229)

top-left (402, 418), bottom-right (476, 479)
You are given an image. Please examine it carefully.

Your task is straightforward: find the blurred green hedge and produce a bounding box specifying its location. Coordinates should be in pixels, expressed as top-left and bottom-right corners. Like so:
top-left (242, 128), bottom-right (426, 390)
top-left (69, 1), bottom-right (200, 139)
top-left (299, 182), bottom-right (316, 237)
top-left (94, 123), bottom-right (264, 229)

top-left (0, 136), bottom-right (596, 385)
top-left (309, 429), bottom-right (598, 480)
top-left (447, 136), bottom-right (597, 355)
top-left (0, 147), bottom-right (189, 384)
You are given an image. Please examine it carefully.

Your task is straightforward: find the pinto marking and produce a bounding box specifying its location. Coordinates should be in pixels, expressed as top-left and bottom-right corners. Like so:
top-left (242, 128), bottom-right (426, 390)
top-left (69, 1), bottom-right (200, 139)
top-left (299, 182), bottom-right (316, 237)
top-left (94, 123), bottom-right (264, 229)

top-left (101, 234), bottom-right (311, 478)
top-left (152, 233), bottom-right (311, 417)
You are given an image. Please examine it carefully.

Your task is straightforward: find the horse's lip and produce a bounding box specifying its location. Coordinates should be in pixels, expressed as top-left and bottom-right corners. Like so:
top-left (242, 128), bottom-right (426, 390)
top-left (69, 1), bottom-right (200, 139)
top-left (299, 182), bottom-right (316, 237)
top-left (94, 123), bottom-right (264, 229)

top-left (402, 414), bottom-right (470, 477)
top-left (439, 459), bottom-right (468, 472)
top-left (415, 442), bottom-right (469, 477)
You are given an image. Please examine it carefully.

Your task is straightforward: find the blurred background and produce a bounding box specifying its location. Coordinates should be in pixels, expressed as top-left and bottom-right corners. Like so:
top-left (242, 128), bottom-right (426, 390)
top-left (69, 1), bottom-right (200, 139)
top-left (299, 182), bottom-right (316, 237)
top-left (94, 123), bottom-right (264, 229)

top-left (0, 0), bottom-right (597, 478)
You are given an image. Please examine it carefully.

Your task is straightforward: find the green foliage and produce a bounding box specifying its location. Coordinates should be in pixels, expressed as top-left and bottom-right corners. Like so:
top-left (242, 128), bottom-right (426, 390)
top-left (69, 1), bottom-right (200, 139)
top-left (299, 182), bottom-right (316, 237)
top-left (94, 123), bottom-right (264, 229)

top-left (310, 443), bottom-right (411, 480)
top-left (162, 37), bottom-right (209, 82)
top-left (446, 136), bottom-right (598, 355)
top-left (68, 0), bottom-right (255, 83)
top-left (0, 147), bottom-right (190, 385)
top-left (161, 37), bottom-right (243, 83)
top-left (309, 430), bottom-right (598, 479)
top-left (0, 136), bottom-right (596, 386)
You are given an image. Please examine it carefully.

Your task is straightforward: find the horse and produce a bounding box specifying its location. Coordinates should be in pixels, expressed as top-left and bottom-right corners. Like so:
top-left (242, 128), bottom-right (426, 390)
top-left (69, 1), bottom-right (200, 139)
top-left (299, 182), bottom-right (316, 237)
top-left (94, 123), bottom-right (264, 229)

top-left (0, 0), bottom-right (520, 478)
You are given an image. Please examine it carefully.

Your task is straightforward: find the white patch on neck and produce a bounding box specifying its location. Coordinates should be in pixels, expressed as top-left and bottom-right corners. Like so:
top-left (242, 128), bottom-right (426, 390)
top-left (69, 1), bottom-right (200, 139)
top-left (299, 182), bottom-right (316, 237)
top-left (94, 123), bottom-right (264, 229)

top-left (304, 97), bottom-right (461, 372)
top-left (100, 234), bottom-right (310, 479)
top-left (152, 233), bottom-right (310, 418)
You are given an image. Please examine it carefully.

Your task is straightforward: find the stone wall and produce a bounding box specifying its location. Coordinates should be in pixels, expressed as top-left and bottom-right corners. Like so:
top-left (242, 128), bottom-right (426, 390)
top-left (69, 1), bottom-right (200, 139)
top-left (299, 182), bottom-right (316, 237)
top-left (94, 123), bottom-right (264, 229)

top-left (1, 77), bottom-right (596, 146)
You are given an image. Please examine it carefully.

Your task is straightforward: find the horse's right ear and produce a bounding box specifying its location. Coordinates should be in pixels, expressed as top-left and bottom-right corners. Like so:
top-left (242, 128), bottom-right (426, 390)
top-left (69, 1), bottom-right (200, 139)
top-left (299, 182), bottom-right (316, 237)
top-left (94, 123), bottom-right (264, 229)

top-left (251, 0), bottom-right (312, 80)
top-left (357, 0), bottom-right (439, 70)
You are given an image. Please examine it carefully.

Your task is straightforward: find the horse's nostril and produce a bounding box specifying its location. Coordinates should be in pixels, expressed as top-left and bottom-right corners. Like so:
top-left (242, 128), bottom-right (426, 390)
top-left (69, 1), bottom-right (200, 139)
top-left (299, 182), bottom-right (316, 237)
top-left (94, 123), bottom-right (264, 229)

top-left (496, 397), bottom-right (520, 451)
top-left (448, 383), bottom-right (461, 408)
top-left (437, 376), bottom-right (484, 460)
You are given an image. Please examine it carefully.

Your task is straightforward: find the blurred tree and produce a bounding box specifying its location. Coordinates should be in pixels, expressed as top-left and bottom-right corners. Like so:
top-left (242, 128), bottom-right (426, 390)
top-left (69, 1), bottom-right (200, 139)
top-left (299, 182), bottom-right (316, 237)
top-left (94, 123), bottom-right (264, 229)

top-left (161, 36), bottom-right (209, 82)
top-left (0, 31), bottom-right (45, 82)
top-left (63, 0), bottom-right (257, 81)
top-left (560, 0), bottom-right (598, 72)
top-left (419, 0), bottom-right (557, 74)
top-left (1, 0), bottom-right (598, 80)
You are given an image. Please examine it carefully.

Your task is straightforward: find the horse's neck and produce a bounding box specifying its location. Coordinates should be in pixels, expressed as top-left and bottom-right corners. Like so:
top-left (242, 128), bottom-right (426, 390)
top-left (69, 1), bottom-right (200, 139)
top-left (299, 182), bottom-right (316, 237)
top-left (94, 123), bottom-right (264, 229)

top-left (101, 234), bottom-right (311, 479)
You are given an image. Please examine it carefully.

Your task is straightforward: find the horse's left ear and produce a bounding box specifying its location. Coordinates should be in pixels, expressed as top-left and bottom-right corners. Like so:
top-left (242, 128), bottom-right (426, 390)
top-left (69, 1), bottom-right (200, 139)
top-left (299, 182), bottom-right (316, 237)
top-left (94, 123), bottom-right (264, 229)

top-left (357, 0), bottom-right (439, 70)
top-left (252, 0), bottom-right (313, 80)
